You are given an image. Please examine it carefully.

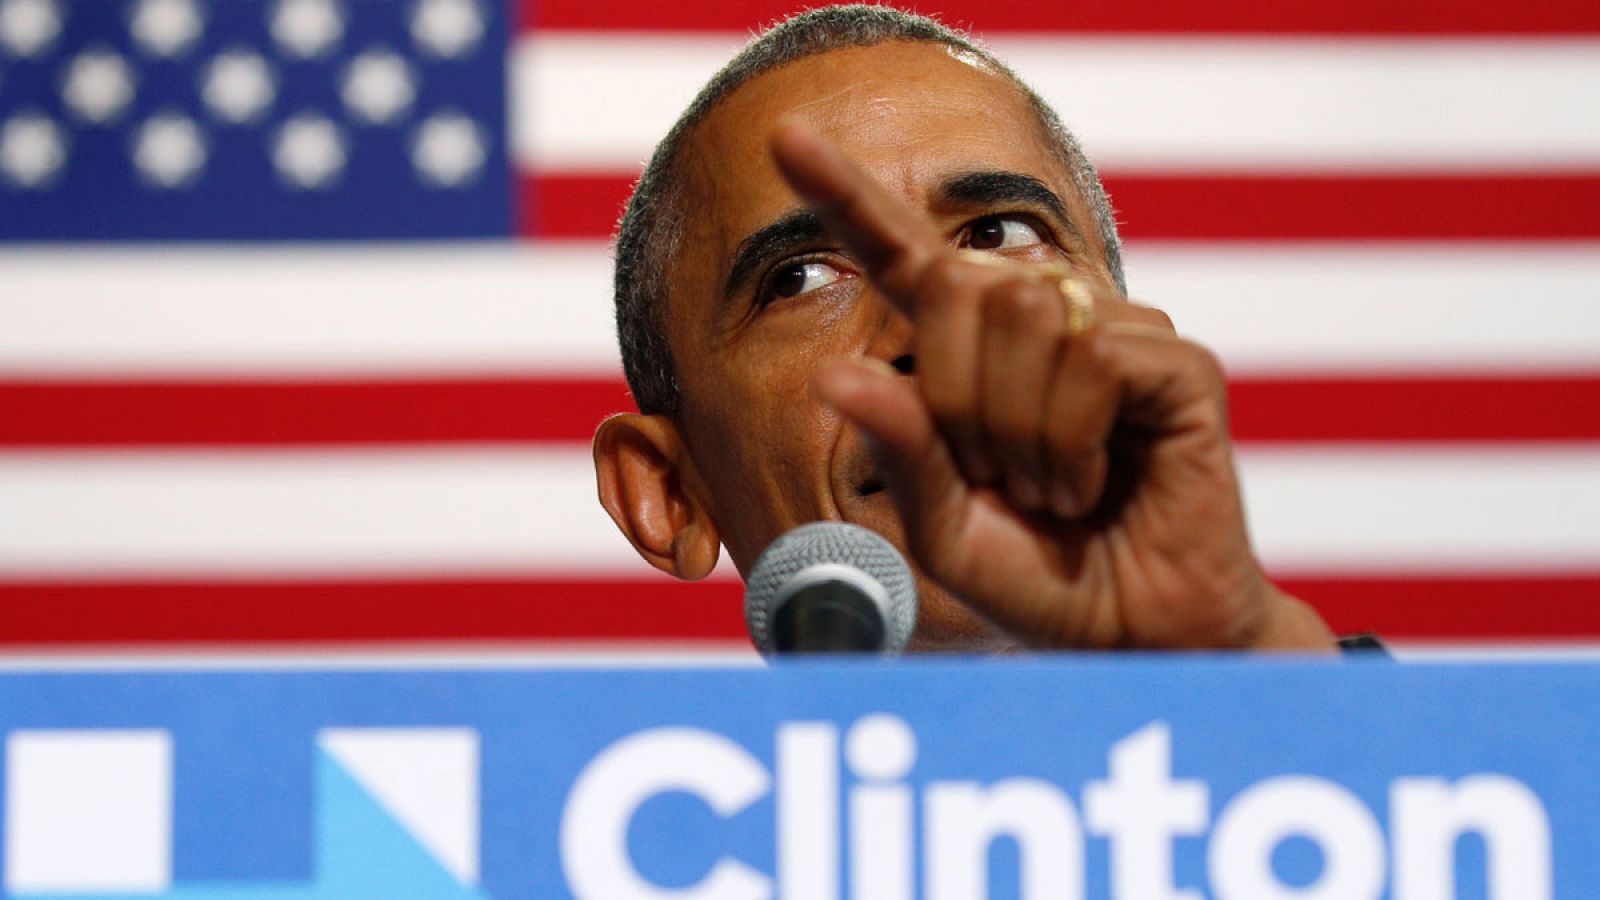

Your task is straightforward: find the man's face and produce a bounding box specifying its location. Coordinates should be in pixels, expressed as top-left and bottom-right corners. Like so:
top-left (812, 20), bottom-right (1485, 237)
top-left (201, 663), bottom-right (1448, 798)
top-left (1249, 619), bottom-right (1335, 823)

top-left (663, 41), bottom-right (1115, 649)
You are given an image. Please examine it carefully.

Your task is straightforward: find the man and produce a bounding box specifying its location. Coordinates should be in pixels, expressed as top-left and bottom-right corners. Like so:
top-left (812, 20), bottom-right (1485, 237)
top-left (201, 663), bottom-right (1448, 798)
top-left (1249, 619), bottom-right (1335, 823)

top-left (591, 5), bottom-right (1339, 653)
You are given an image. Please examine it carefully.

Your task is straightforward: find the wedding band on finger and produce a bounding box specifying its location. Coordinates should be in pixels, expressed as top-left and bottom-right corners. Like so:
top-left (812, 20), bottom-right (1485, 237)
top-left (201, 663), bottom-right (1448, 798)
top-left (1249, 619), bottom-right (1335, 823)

top-left (1057, 276), bottom-right (1095, 336)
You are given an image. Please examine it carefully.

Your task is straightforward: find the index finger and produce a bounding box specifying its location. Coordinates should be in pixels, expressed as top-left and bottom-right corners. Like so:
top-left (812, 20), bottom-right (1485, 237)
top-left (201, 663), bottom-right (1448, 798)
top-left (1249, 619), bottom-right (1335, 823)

top-left (769, 119), bottom-right (947, 312)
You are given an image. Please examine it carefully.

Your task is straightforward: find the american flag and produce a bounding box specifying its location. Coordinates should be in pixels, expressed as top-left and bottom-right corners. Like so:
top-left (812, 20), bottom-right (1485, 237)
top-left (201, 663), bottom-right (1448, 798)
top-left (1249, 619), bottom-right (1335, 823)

top-left (1, 0), bottom-right (1597, 660)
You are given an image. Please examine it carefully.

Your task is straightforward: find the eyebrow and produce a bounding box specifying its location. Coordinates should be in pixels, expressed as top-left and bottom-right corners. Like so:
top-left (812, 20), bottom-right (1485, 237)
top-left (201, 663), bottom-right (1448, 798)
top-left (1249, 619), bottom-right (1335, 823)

top-left (722, 209), bottom-right (827, 304)
top-left (934, 170), bottom-right (1081, 241)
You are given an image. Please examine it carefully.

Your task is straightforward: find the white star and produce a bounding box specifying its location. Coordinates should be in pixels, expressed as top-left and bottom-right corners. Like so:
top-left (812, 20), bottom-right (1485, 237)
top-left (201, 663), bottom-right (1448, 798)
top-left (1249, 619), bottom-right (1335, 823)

top-left (129, 0), bottom-right (204, 58)
top-left (0, 0), bottom-right (61, 59)
top-left (340, 48), bottom-right (415, 125)
top-left (202, 48), bottom-right (275, 124)
top-left (411, 0), bottom-right (482, 59)
top-left (273, 113), bottom-right (344, 189)
top-left (132, 112), bottom-right (206, 188)
top-left (0, 112), bottom-right (66, 188)
top-left (411, 111), bottom-right (484, 188)
top-left (271, 0), bottom-right (343, 59)
top-left (60, 48), bottom-right (136, 124)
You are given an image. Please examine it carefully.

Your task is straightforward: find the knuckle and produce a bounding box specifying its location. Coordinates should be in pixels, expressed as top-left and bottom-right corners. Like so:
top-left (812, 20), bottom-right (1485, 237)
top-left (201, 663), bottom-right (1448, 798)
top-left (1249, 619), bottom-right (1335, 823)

top-left (982, 281), bottom-right (1054, 329)
top-left (1076, 329), bottom-right (1121, 370)
top-left (1133, 303), bottom-right (1175, 332)
top-left (1181, 341), bottom-right (1227, 384)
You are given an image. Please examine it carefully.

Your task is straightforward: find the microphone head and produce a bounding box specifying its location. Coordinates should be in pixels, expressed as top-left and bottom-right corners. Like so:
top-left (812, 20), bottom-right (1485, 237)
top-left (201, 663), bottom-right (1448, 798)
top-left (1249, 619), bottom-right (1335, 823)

top-left (745, 521), bottom-right (918, 655)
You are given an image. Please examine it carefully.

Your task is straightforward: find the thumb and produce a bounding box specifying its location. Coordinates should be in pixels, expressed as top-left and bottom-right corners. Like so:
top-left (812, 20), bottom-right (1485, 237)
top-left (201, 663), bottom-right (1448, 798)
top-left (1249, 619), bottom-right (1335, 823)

top-left (815, 358), bottom-right (971, 559)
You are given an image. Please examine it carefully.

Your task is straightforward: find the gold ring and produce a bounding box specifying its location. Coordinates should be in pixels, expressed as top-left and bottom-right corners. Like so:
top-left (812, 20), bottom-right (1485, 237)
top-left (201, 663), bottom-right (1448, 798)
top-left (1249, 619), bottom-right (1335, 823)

top-left (1057, 275), bottom-right (1095, 336)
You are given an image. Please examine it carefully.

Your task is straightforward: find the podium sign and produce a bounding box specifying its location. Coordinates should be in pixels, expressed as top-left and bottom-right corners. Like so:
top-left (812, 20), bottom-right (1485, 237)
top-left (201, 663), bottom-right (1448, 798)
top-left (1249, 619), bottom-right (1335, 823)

top-left (0, 658), bottom-right (1591, 898)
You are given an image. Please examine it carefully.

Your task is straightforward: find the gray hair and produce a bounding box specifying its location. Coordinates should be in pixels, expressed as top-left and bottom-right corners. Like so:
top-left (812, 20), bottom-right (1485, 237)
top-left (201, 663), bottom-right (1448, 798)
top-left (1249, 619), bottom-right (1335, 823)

top-left (613, 3), bottom-right (1125, 416)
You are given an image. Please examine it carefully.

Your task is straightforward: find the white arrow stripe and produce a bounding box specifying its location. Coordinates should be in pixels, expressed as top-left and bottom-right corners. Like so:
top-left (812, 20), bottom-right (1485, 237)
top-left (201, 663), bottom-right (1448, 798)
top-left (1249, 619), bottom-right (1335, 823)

top-left (319, 729), bottom-right (479, 886)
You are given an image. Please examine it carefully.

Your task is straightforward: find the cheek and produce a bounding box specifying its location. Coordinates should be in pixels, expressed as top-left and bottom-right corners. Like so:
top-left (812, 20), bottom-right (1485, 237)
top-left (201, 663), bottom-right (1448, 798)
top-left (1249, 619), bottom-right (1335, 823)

top-left (688, 284), bottom-right (874, 430)
top-left (693, 360), bottom-right (840, 483)
top-left (739, 284), bottom-right (877, 388)
top-left (676, 288), bottom-right (882, 565)
top-left (686, 389), bottom-right (844, 571)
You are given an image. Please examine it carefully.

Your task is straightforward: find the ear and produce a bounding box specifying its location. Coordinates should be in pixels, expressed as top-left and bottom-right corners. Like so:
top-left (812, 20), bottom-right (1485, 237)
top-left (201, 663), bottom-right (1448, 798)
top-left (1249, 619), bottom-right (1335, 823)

top-left (593, 413), bottom-right (721, 580)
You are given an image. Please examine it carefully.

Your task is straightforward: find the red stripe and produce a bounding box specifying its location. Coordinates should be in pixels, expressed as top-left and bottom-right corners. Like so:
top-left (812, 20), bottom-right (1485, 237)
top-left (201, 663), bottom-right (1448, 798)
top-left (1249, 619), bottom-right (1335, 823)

top-left (0, 578), bottom-right (747, 644)
top-left (518, 0), bottom-right (1600, 35)
top-left (522, 172), bottom-right (1600, 241)
top-left (0, 573), bottom-right (1596, 644)
top-left (521, 173), bottom-right (630, 239)
top-left (1105, 173), bottom-right (1600, 241)
top-left (1280, 573), bottom-right (1600, 640)
top-left (1226, 375), bottom-right (1600, 443)
top-left (4, 374), bottom-right (1598, 446)
top-left (0, 378), bottom-right (633, 446)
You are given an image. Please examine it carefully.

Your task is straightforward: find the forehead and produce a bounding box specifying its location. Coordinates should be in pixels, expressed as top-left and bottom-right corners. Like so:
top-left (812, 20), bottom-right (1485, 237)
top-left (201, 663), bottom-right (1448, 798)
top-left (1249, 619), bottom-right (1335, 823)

top-left (672, 40), bottom-right (1066, 280)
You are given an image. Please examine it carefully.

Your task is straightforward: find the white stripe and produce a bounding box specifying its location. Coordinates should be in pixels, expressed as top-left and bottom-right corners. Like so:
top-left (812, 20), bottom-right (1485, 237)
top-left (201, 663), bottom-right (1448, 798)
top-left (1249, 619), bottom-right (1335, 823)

top-left (1, 445), bottom-right (1596, 577)
top-left (515, 36), bottom-right (1600, 171)
top-left (514, 34), bottom-right (745, 171)
top-left (1388, 643), bottom-right (1600, 662)
top-left (5, 243), bottom-right (1597, 376)
top-left (1240, 445), bottom-right (1600, 571)
top-left (0, 447), bottom-right (651, 577)
top-left (1127, 242), bottom-right (1600, 374)
top-left (0, 244), bottom-right (619, 377)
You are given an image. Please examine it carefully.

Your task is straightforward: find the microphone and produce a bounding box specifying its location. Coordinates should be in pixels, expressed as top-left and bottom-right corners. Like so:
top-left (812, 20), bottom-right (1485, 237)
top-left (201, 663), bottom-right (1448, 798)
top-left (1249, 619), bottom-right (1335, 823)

top-left (745, 522), bottom-right (918, 655)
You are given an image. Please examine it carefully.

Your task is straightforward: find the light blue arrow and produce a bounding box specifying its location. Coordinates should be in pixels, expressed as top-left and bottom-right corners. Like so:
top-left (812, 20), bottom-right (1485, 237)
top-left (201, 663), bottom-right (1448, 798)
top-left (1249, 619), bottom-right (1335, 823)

top-left (14, 749), bottom-right (491, 900)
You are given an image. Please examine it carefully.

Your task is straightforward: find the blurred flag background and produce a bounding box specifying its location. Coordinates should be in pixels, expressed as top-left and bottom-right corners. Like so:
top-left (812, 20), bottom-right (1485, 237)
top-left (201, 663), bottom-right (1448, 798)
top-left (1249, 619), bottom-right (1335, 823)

top-left (1, 0), bottom-right (1597, 659)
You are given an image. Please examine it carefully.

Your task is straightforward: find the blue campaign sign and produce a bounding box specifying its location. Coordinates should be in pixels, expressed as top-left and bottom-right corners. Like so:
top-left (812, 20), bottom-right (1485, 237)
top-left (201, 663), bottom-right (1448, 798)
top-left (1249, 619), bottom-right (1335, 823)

top-left (0, 658), bottom-right (1594, 899)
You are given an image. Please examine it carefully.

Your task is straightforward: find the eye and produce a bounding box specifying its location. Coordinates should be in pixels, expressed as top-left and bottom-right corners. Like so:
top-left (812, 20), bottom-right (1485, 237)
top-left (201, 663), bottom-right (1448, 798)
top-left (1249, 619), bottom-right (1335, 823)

top-left (768, 260), bottom-right (842, 300)
top-left (964, 215), bottom-right (1043, 252)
